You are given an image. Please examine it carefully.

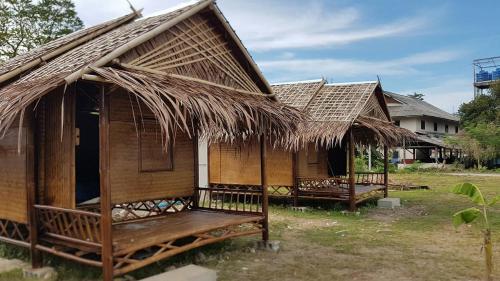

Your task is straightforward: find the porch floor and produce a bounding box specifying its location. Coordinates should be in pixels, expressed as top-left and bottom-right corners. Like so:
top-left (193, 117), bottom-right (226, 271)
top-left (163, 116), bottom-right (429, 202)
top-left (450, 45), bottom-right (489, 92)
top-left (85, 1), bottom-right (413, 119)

top-left (112, 210), bottom-right (263, 255)
top-left (355, 184), bottom-right (385, 194)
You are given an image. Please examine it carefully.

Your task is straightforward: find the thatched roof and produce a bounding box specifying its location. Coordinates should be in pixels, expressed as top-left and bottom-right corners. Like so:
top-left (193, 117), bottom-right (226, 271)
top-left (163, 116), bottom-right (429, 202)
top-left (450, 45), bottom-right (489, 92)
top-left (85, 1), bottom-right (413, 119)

top-left (0, 0), bottom-right (302, 148)
top-left (272, 80), bottom-right (416, 147)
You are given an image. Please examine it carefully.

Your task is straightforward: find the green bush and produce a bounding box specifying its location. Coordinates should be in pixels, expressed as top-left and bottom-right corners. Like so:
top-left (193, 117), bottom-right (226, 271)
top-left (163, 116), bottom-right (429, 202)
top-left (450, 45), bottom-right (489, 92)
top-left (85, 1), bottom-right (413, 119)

top-left (355, 156), bottom-right (367, 172)
top-left (403, 161), bottom-right (423, 172)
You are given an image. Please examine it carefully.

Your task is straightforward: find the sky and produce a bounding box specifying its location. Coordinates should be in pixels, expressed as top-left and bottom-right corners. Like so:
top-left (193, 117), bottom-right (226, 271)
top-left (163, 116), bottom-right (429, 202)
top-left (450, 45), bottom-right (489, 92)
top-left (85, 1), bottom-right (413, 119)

top-left (72, 0), bottom-right (500, 113)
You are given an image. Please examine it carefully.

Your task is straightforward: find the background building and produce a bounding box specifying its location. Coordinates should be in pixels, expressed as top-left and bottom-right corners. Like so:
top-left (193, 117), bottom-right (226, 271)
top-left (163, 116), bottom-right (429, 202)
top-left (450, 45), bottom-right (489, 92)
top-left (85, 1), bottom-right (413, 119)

top-left (384, 91), bottom-right (461, 164)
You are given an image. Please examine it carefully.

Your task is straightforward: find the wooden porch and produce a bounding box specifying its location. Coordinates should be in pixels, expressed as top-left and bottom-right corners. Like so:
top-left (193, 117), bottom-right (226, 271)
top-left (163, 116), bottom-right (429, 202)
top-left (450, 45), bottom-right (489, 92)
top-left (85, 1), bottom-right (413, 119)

top-left (30, 183), bottom-right (266, 276)
top-left (269, 172), bottom-right (387, 205)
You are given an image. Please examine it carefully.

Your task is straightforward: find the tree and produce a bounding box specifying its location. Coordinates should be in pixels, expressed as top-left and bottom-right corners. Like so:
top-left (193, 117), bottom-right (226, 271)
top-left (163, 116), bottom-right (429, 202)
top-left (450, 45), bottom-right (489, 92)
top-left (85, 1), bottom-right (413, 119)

top-left (446, 130), bottom-right (497, 168)
top-left (0, 0), bottom-right (83, 62)
top-left (459, 84), bottom-right (500, 126)
top-left (448, 82), bottom-right (500, 168)
top-left (407, 92), bottom-right (425, 101)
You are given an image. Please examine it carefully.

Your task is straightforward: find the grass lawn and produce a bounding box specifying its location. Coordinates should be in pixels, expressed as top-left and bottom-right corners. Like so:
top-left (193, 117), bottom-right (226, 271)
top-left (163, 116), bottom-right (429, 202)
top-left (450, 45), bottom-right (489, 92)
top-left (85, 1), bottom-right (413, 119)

top-left (0, 173), bottom-right (498, 281)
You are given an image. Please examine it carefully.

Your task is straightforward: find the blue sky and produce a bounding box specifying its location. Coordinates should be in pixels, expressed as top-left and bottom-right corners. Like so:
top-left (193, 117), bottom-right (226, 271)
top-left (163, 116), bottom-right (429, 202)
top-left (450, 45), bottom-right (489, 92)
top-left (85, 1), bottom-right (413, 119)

top-left (73, 0), bottom-right (500, 113)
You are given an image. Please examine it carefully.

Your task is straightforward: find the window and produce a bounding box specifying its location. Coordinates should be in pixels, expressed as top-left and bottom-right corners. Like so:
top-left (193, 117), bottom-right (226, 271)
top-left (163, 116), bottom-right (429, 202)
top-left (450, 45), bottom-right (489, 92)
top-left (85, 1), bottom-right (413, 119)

top-left (445, 124), bottom-right (449, 133)
top-left (455, 126), bottom-right (459, 134)
top-left (433, 122), bottom-right (438, 131)
top-left (420, 120), bottom-right (425, 130)
top-left (139, 122), bottom-right (173, 172)
top-left (395, 120), bottom-right (400, 127)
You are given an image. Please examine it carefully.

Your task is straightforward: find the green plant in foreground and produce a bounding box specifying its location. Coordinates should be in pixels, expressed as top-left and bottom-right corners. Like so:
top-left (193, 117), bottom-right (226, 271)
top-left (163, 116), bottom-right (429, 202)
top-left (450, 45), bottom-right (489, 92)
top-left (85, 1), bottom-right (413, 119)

top-left (452, 183), bottom-right (499, 281)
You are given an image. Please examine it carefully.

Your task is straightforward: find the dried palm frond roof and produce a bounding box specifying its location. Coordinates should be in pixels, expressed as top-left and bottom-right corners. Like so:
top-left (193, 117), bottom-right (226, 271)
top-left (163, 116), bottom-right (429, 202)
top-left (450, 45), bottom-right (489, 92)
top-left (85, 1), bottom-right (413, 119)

top-left (0, 0), bottom-right (301, 148)
top-left (0, 12), bottom-right (140, 82)
top-left (273, 80), bottom-right (416, 147)
top-left (94, 67), bottom-right (302, 148)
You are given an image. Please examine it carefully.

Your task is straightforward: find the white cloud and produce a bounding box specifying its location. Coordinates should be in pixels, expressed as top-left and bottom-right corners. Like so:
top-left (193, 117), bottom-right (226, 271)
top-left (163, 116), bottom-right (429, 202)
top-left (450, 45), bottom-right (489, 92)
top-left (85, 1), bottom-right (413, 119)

top-left (73, 0), bottom-right (188, 26)
top-left (218, 0), bottom-right (432, 51)
top-left (258, 49), bottom-right (464, 81)
top-left (73, 0), bottom-right (434, 51)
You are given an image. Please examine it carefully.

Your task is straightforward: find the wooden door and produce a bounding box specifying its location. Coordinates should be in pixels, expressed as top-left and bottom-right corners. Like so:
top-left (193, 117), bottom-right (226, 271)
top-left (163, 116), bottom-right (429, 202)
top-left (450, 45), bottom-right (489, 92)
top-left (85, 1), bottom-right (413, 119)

top-left (39, 88), bottom-right (76, 208)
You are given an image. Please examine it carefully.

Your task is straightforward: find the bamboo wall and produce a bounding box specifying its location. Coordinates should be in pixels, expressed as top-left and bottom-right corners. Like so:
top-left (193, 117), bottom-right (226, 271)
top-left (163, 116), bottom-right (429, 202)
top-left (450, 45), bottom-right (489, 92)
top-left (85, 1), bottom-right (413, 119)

top-left (209, 141), bottom-right (293, 186)
top-left (0, 117), bottom-right (29, 223)
top-left (109, 91), bottom-right (195, 203)
top-left (296, 144), bottom-right (330, 178)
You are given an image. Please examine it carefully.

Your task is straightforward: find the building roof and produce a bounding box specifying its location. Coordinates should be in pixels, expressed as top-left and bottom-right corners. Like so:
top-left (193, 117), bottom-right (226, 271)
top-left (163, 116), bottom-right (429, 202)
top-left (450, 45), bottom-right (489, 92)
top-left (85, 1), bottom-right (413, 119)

top-left (271, 79), bottom-right (325, 110)
top-left (273, 80), bottom-right (388, 122)
top-left (309, 82), bottom-right (383, 122)
top-left (384, 91), bottom-right (459, 122)
top-left (0, 12), bottom-right (139, 79)
top-left (0, 0), bottom-right (302, 148)
top-left (272, 79), bottom-right (415, 147)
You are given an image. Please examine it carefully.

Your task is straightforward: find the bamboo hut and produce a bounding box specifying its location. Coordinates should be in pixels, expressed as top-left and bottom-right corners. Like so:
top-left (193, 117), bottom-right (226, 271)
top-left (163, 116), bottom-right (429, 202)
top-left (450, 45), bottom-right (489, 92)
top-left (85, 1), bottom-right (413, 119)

top-left (209, 79), bottom-right (415, 211)
top-left (0, 1), bottom-right (302, 280)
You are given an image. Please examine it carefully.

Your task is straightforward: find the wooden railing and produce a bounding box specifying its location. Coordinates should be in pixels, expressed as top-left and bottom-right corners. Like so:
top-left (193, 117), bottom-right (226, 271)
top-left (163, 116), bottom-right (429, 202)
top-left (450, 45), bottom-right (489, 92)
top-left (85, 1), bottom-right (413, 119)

top-left (200, 184), bottom-right (264, 214)
top-left (35, 205), bottom-right (102, 249)
top-left (0, 219), bottom-right (30, 247)
top-left (297, 177), bottom-right (348, 192)
top-left (354, 172), bottom-right (385, 185)
top-left (78, 197), bottom-right (194, 223)
top-left (295, 177), bottom-right (349, 200)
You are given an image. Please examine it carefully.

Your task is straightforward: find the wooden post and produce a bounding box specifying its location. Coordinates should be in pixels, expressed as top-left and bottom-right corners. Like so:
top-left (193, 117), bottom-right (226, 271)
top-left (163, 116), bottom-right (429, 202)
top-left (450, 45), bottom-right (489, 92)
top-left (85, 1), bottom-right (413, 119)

top-left (383, 145), bottom-right (389, 198)
top-left (348, 130), bottom-right (356, 212)
top-left (402, 139), bottom-right (406, 165)
top-left (193, 132), bottom-right (199, 208)
top-left (434, 147), bottom-right (439, 163)
top-left (292, 151), bottom-right (298, 207)
top-left (27, 109), bottom-right (42, 268)
top-left (99, 86), bottom-right (113, 281)
top-left (260, 134), bottom-right (269, 241)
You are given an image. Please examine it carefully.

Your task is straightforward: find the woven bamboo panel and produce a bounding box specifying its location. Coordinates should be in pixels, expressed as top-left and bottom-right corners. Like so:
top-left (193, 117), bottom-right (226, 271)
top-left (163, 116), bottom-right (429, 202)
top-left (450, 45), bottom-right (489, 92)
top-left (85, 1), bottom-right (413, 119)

top-left (209, 141), bottom-right (293, 186)
top-left (360, 93), bottom-right (389, 121)
top-left (0, 123), bottom-right (28, 223)
top-left (296, 144), bottom-right (330, 178)
top-left (109, 92), bottom-right (195, 204)
top-left (121, 14), bottom-right (260, 92)
top-left (272, 80), bottom-right (324, 110)
top-left (209, 142), bottom-right (261, 185)
top-left (306, 82), bottom-right (378, 122)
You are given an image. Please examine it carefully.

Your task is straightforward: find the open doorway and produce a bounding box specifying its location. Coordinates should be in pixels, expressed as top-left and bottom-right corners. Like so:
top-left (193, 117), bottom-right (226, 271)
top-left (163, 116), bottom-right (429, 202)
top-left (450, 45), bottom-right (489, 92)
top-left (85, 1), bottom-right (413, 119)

top-left (327, 141), bottom-right (347, 176)
top-left (75, 90), bottom-right (100, 205)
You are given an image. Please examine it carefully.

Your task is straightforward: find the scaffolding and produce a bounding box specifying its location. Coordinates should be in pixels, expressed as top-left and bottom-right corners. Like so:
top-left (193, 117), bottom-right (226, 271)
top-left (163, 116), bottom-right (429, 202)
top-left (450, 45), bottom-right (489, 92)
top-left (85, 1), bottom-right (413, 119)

top-left (473, 56), bottom-right (500, 96)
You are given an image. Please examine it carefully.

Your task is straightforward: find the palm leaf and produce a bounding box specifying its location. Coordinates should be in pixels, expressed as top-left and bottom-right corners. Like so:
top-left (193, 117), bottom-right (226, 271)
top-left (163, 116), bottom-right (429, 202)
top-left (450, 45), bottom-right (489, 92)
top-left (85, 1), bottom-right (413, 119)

top-left (452, 183), bottom-right (486, 206)
top-left (452, 207), bottom-right (481, 227)
top-left (488, 195), bottom-right (500, 206)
